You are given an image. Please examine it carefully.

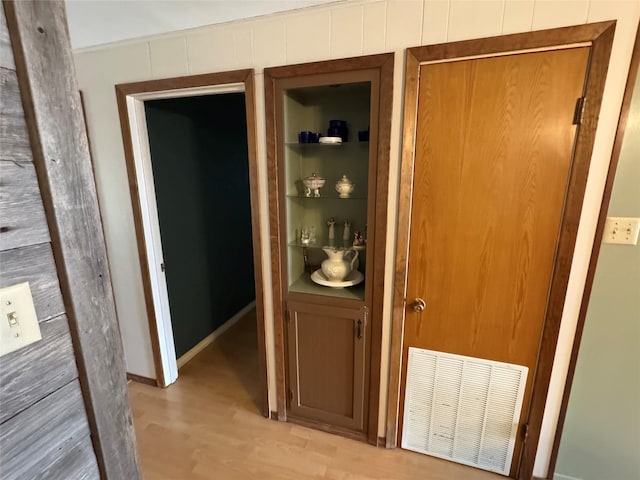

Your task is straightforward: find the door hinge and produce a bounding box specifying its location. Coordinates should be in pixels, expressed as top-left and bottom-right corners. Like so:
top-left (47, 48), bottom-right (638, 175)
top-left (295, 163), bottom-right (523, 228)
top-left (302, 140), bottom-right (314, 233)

top-left (288, 389), bottom-right (293, 403)
top-left (573, 96), bottom-right (586, 125)
top-left (521, 423), bottom-right (529, 443)
top-left (355, 306), bottom-right (369, 340)
top-left (356, 319), bottom-right (363, 339)
top-left (160, 262), bottom-right (166, 272)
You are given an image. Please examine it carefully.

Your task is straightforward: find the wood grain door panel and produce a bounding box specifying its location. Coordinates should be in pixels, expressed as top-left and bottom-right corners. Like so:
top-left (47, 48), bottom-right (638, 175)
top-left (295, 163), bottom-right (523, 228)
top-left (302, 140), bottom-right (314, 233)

top-left (401, 47), bottom-right (590, 474)
top-left (287, 301), bottom-right (367, 431)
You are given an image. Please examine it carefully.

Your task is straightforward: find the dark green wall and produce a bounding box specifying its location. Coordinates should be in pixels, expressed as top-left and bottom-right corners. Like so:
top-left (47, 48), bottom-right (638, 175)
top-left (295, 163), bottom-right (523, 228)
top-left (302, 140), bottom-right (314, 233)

top-left (145, 93), bottom-right (255, 358)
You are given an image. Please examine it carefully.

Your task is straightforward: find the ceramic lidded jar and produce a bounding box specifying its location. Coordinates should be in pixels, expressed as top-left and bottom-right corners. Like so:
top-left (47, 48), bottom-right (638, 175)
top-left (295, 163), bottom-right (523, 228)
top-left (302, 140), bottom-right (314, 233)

top-left (335, 175), bottom-right (354, 198)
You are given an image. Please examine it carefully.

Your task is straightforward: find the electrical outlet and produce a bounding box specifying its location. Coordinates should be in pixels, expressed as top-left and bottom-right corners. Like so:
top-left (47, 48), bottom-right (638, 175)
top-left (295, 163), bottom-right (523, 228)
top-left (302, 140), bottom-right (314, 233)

top-left (0, 282), bottom-right (42, 356)
top-left (603, 217), bottom-right (640, 245)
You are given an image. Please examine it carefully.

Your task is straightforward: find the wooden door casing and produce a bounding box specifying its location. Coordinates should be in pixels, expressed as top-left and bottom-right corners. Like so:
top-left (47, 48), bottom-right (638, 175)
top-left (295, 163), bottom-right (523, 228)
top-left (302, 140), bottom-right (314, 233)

top-left (400, 47), bottom-right (590, 475)
top-left (287, 301), bottom-right (368, 433)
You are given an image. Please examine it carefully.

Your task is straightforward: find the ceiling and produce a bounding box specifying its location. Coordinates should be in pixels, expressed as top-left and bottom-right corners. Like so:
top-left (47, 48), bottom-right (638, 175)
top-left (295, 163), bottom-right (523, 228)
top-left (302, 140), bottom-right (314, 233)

top-left (66, 0), bottom-right (342, 50)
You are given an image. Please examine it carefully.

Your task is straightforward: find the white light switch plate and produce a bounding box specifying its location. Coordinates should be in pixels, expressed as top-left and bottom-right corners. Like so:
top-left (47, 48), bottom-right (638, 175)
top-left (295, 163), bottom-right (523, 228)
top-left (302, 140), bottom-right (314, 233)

top-left (0, 282), bottom-right (42, 356)
top-left (603, 217), bottom-right (640, 245)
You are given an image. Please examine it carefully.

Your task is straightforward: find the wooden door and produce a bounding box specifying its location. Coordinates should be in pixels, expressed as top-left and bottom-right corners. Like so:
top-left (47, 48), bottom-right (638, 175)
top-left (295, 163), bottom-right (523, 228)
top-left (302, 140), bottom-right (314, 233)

top-left (287, 301), bottom-right (368, 432)
top-left (400, 48), bottom-right (590, 474)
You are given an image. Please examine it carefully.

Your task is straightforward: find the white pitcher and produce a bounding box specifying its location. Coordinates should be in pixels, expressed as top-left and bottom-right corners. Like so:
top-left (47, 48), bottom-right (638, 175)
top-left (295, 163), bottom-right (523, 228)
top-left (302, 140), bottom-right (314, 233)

top-left (321, 247), bottom-right (359, 282)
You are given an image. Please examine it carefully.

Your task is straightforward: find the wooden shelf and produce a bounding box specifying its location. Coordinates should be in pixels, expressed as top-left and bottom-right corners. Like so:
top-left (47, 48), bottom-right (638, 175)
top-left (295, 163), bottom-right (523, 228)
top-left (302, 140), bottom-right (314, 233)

top-left (287, 239), bottom-right (359, 248)
top-left (289, 273), bottom-right (365, 301)
top-left (285, 141), bottom-right (369, 147)
top-left (285, 194), bottom-right (367, 200)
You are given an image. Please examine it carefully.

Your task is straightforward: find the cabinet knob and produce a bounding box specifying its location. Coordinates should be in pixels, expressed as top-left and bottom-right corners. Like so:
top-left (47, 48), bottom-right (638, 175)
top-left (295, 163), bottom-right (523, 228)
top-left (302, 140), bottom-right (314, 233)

top-left (411, 298), bottom-right (426, 313)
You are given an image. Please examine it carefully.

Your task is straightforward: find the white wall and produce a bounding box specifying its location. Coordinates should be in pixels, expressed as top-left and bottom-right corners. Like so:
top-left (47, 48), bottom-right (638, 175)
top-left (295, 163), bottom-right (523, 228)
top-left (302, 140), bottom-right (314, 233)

top-left (73, 0), bottom-right (640, 477)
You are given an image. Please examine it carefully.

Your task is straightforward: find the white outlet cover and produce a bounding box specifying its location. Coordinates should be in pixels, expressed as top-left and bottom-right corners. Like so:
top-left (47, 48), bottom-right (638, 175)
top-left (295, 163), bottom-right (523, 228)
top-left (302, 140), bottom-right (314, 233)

top-left (603, 217), bottom-right (640, 245)
top-left (0, 282), bottom-right (42, 356)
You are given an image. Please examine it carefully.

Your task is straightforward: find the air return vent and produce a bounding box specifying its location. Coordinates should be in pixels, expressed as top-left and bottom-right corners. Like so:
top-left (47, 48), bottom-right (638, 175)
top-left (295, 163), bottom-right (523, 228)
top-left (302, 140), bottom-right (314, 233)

top-left (402, 347), bottom-right (528, 475)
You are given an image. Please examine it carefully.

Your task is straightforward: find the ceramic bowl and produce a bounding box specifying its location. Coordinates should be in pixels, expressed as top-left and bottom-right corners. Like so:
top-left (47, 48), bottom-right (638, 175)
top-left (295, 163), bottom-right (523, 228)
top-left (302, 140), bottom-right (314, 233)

top-left (302, 173), bottom-right (326, 190)
top-left (318, 136), bottom-right (342, 144)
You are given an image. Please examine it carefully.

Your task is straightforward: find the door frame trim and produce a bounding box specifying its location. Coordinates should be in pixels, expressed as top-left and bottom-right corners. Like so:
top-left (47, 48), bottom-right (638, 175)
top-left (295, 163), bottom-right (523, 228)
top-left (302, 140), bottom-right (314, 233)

top-left (385, 21), bottom-right (616, 480)
top-left (115, 70), bottom-right (270, 416)
top-left (119, 80), bottom-right (246, 387)
top-left (545, 24), bottom-right (640, 480)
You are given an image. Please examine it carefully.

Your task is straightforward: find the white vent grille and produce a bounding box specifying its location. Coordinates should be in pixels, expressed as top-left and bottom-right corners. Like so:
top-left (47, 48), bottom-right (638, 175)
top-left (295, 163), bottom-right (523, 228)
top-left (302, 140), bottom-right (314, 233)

top-left (402, 347), bottom-right (528, 475)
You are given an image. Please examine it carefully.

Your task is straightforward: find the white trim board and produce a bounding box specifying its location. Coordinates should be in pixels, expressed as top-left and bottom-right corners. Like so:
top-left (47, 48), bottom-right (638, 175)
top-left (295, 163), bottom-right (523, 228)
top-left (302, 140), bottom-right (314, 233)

top-left (177, 301), bottom-right (256, 369)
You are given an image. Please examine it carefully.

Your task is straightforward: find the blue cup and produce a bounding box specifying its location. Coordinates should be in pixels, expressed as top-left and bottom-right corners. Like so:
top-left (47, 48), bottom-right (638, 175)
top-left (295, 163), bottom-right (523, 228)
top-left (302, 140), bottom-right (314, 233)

top-left (327, 121), bottom-right (348, 142)
top-left (299, 131), bottom-right (312, 143)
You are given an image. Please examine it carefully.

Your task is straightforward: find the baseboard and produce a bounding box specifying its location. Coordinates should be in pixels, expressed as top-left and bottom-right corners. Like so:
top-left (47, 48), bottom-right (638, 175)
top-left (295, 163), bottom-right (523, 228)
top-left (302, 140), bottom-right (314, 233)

top-left (177, 301), bottom-right (256, 369)
top-left (126, 372), bottom-right (158, 386)
top-left (270, 411), bottom-right (279, 421)
top-left (553, 474), bottom-right (583, 480)
top-left (377, 436), bottom-right (386, 448)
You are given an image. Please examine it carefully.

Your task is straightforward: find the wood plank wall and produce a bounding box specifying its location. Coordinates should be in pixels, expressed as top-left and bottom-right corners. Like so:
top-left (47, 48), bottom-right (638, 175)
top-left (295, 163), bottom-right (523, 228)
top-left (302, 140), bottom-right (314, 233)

top-left (0, 5), bottom-right (100, 479)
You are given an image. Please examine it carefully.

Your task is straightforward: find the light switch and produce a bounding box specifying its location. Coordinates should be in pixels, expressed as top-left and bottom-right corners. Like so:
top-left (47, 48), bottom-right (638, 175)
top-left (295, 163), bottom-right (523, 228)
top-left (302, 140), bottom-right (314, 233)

top-left (603, 217), bottom-right (640, 245)
top-left (0, 282), bottom-right (42, 356)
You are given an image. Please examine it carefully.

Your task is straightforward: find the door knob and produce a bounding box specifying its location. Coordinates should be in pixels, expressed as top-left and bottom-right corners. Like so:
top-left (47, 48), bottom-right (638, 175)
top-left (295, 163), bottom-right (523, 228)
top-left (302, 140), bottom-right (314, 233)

top-left (411, 298), bottom-right (426, 312)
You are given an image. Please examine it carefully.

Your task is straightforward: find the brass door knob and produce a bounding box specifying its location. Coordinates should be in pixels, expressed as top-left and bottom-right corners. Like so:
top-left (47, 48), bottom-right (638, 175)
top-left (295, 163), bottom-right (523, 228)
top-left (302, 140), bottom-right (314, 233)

top-left (411, 298), bottom-right (426, 312)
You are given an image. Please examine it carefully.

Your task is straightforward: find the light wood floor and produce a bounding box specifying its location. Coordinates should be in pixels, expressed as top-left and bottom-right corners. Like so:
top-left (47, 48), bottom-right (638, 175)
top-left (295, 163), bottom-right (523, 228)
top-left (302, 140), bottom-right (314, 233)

top-left (129, 310), bottom-right (504, 480)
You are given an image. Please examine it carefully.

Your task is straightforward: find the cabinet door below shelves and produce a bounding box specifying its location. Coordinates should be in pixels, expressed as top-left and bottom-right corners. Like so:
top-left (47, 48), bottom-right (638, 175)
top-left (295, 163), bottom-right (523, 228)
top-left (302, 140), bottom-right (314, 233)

top-left (286, 301), bottom-right (368, 432)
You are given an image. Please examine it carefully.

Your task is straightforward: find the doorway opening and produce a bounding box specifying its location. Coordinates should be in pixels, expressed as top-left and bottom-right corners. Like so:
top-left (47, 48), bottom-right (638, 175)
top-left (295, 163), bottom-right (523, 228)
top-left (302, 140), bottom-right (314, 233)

top-left (115, 71), bottom-right (268, 416)
top-left (144, 93), bottom-right (255, 371)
